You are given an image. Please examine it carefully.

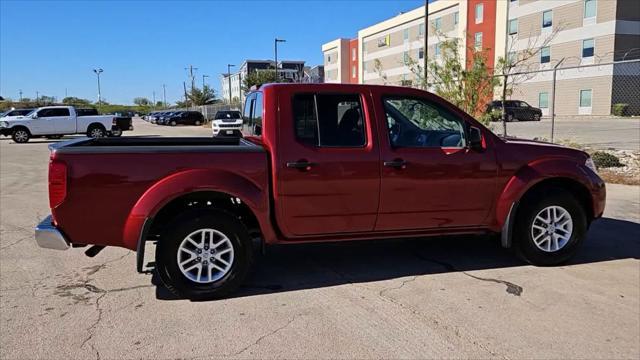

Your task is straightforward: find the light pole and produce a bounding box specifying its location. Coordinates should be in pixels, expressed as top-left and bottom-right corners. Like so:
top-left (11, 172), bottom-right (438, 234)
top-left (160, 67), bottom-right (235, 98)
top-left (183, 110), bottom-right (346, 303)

top-left (274, 38), bottom-right (286, 81)
top-left (18, 89), bottom-right (22, 102)
top-left (93, 68), bottom-right (103, 103)
top-left (202, 74), bottom-right (209, 89)
top-left (227, 64), bottom-right (235, 104)
top-left (162, 84), bottom-right (167, 108)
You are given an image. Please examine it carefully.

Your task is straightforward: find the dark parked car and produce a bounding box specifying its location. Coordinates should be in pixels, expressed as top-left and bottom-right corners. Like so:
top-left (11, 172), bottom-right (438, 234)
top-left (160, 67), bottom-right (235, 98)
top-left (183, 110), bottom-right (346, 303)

top-left (2, 108), bottom-right (34, 117)
top-left (487, 100), bottom-right (542, 122)
top-left (76, 108), bottom-right (133, 136)
top-left (164, 111), bottom-right (204, 126)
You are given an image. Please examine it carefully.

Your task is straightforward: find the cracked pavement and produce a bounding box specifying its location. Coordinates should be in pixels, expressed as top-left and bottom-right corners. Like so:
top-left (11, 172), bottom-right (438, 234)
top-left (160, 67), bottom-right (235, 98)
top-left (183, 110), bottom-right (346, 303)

top-left (1, 119), bottom-right (639, 359)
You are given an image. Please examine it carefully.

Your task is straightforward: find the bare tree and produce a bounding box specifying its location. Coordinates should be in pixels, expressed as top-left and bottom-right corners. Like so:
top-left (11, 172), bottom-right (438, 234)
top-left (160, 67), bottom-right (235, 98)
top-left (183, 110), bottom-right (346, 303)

top-left (495, 24), bottom-right (563, 135)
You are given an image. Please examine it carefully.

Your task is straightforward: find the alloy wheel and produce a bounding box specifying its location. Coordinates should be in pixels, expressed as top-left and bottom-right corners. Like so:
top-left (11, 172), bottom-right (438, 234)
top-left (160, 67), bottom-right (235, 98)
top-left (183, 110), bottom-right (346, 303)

top-left (531, 205), bottom-right (573, 252)
top-left (14, 130), bottom-right (29, 142)
top-left (176, 228), bottom-right (234, 284)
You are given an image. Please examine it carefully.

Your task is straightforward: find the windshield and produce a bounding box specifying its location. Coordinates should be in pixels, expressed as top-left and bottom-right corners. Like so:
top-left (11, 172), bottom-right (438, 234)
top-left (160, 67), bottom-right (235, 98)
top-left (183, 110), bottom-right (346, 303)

top-left (215, 111), bottom-right (241, 120)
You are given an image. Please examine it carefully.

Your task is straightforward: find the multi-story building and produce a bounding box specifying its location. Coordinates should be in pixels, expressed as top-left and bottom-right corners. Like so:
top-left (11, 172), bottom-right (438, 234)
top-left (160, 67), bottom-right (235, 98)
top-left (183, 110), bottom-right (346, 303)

top-left (506, 0), bottom-right (640, 116)
top-left (322, 0), bottom-right (640, 116)
top-left (303, 65), bottom-right (325, 83)
top-left (220, 59), bottom-right (307, 104)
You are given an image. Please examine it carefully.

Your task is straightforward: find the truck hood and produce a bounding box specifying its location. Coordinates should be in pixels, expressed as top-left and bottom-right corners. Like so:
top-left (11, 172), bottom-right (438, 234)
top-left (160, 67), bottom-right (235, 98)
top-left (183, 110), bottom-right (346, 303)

top-left (501, 136), bottom-right (589, 161)
top-left (1, 115), bottom-right (27, 121)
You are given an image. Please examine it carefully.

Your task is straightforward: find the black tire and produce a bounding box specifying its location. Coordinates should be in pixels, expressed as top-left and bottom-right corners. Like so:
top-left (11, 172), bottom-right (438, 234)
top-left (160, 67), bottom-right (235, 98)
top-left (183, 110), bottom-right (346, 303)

top-left (514, 188), bottom-right (587, 266)
top-left (533, 114), bottom-right (541, 121)
top-left (170, 120), bottom-right (177, 126)
top-left (195, 120), bottom-right (202, 126)
top-left (11, 128), bottom-right (30, 143)
top-left (155, 210), bottom-right (254, 300)
top-left (109, 128), bottom-right (123, 137)
top-left (87, 124), bottom-right (106, 138)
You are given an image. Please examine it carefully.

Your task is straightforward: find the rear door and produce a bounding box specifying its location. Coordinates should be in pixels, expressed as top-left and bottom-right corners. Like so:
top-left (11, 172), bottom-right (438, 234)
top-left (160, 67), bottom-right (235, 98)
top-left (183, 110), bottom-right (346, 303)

top-left (51, 108), bottom-right (75, 134)
top-left (374, 88), bottom-right (497, 230)
top-left (274, 89), bottom-right (380, 237)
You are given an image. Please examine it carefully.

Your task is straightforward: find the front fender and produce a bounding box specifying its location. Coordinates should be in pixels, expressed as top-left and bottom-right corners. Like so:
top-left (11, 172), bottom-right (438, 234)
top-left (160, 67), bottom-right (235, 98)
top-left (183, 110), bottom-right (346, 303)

top-left (494, 157), bottom-right (594, 231)
top-left (122, 168), bottom-right (269, 250)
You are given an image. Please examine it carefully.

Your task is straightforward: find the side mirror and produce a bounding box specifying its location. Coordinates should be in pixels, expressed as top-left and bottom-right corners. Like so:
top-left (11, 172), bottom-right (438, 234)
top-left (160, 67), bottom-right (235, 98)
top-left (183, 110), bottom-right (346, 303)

top-left (468, 126), bottom-right (483, 151)
top-left (31, 114), bottom-right (38, 119)
top-left (253, 124), bottom-right (262, 136)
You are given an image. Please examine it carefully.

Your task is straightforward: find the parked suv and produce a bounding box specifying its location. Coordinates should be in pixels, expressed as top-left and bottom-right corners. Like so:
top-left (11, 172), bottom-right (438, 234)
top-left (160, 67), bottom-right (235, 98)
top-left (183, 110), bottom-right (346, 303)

top-left (34, 84), bottom-right (605, 299)
top-left (164, 111), bottom-right (204, 126)
top-left (212, 110), bottom-right (243, 136)
top-left (487, 100), bottom-right (542, 122)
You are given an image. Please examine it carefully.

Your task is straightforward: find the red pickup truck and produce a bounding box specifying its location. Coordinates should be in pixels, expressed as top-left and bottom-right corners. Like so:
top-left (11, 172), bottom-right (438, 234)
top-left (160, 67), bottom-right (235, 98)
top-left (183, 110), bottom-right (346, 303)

top-left (35, 84), bottom-right (606, 299)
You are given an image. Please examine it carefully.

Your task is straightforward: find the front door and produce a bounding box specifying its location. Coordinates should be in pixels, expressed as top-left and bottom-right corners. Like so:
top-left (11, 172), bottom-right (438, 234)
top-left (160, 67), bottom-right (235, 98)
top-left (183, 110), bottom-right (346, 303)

top-left (275, 90), bottom-right (380, 237)
top-left (29, 108), bottom-right (57, 135)
top-left (375, 92), bottom-right (497, 231)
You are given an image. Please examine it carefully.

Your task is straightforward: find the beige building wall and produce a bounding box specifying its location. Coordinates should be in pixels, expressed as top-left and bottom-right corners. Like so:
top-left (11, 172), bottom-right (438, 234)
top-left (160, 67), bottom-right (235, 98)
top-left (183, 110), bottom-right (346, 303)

top-left (322, 38), bottom-right (350, 83)
top-left (357, 0), bottom-right (464, 86)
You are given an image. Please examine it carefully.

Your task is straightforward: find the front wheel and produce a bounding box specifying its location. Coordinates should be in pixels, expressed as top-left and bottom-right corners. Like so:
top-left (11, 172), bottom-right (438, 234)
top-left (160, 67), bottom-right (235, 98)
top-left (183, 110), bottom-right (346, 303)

top-left (155, 210), bottom-right (254, 300)
top-left (514, 188), bottom-right (587, 266)
top-left (533, 114), bottom-right (541, 121)
top-left (12, 128), bottom-right (30, 143)
top-left (170, 120), bottom-right (177, 126)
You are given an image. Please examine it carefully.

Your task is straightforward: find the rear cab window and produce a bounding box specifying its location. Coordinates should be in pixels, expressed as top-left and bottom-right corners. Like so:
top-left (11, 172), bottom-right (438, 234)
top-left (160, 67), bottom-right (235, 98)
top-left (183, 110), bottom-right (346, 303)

top-left (243, 92), bottom-right (263, 136)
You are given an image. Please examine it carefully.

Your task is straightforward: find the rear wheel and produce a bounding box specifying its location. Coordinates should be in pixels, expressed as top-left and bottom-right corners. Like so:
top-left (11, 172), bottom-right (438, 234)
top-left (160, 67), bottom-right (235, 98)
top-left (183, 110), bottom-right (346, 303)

top-left (11, 128), bottom-right (30, 143)
top-left (533, 114), bottom-right (541, 121)
top-left (87, 125), bottom-right (106, 138)
top-left (155, 210), bottom-right (254, 299)
top-left (514, 188), bottom-right (587, 266)
top-left (109, 127), bottom-right (123, 137)
top-left (195, 120), bottom-right (202, 126)
top-left (170, 120), bottom-right (177, 126)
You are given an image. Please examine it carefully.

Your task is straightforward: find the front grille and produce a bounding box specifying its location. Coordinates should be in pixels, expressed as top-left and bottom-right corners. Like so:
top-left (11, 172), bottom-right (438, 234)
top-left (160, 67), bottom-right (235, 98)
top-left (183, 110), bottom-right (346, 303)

top-left (219, 124), bottom-right (241, 128)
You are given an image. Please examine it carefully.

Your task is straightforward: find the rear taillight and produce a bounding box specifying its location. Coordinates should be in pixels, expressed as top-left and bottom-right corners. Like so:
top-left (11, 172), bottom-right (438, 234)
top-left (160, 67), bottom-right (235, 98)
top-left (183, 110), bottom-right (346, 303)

top-left (112, 117), bottom-right (117, 125)
top-left (49, 160), bottom-right (67, 208)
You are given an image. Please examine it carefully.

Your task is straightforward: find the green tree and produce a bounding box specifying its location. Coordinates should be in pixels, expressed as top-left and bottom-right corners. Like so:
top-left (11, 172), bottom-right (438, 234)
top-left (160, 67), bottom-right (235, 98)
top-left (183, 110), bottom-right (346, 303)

top-left (187, 85), bottom-right (216, 106)
top-left (241, 70), bottom-right (281, 93)
top-left (407, 37), bottom-right (499, 122)
top-left (133, 97), bottom-right (151, 107)
top-left (155, 101), bottom-right (164, 108)
top-left (62, 97), bottom-right (92, 106)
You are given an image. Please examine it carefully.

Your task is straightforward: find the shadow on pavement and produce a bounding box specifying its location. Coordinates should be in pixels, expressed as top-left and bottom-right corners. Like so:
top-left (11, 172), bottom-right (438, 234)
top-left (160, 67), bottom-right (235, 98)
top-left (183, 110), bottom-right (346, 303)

top-left (153, 217), bottom-right (640, 301)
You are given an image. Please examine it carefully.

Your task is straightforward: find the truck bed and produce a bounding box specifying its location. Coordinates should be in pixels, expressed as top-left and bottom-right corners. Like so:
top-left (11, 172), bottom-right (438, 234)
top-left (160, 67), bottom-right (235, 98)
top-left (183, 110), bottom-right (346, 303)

top-left (49, 136), bottom-right (269, 250)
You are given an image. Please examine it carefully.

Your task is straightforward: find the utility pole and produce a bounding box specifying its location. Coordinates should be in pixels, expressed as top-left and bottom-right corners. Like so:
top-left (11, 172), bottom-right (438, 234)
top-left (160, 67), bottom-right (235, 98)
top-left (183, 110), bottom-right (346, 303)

top-left (424, 0), bottom-right (429, 89)
top-left (152, 91), bottom-right (156, 110)
top-left (64, 88), bottom-right (68, 98)
top-left (185, 65), bottom-right (198, 93)
top-left (183, 81), bottom-right (189, 107)
top-left (274, 38), bottom-right (286, 81)
top-left (18, 89), bottom-right (22, 102)
top-left (93, 68), bottom-right (104, 103)
top-left (36, 91), bottom-right (39, 103)
top-left (162, 84), bottom-right (167, 108)
top-left (227, 64), bottom-right (235, 104)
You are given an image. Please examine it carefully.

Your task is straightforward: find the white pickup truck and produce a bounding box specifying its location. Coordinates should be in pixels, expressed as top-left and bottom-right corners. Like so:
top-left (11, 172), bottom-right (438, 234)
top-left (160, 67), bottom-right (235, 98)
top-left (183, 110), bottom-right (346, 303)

top-left (0, 106), bottom-right (116, 143)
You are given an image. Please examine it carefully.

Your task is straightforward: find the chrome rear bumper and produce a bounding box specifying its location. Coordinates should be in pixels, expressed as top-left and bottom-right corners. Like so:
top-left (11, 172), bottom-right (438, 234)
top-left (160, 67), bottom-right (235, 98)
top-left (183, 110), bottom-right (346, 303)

top-left (35, 215), bottom-right (70, 250)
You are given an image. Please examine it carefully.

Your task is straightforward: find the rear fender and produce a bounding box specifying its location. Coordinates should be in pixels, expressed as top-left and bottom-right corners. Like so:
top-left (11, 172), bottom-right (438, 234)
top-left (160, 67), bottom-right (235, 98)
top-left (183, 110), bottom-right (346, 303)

top-left (122, 169), bottom-right (271, 250)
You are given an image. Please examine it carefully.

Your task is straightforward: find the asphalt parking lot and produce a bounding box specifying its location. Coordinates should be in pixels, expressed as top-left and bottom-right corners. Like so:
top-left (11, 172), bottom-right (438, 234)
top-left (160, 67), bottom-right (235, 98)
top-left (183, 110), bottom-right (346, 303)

top-left (1, 118), bottom-right (639, 359)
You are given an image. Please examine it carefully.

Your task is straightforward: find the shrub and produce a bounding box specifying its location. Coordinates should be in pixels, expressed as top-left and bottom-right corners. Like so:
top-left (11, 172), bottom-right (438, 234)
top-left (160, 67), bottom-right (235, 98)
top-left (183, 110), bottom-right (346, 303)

top-left (612, 103), bottom-right (629, 117)
top-left (591, 151), bottom-right (624, 169)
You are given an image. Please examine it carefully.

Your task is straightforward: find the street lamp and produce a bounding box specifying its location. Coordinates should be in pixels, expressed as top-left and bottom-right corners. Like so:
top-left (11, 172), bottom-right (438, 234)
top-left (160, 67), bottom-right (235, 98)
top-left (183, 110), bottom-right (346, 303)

top-left (274, 38), bottom-right (286, 81)
top-left (202, 74), bottom-right (209, 89)
top-left (93, 68), bottom-right (103, 103)
top-left (227, 64), bottom-right (235, 104)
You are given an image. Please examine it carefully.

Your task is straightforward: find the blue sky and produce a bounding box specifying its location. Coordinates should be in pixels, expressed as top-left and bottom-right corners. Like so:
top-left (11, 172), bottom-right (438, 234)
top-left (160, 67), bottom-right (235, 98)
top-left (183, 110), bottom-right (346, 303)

top-left (1, 0), bottom-right (425, 105)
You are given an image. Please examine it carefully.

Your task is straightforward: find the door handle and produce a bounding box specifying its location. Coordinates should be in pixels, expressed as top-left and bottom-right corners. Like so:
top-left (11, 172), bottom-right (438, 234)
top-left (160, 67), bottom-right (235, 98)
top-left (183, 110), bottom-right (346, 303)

top-left (286, 160), bottom-right (315, 171)
top-left (383, 159), bottom-right (407, 169)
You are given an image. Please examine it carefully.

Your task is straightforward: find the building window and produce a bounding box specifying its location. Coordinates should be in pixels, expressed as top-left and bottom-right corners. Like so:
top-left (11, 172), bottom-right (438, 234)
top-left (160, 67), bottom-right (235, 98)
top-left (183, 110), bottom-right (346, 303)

top-left (327, 55), bottom-right (331, 62)
top-left (352, 48), bottom-right (356, 61)
top-left (433, 17), bottom-right (442, 31)
top-left (580, 89), bottom-right (592, 107)
top-left (509, 19), bottom-right (518, 35)
top-left (403, 51), bottom-right (410, 65)
top-left (474, 32), bottom-right (483, 50)
top-left (454, 11), bottom-right (459, 25)
top-left (403, 28), bottom-right (409, 41)
top-left (475, 3), bottom-right (484, 24)
top-left (584, 0), bottom-right (596, 18)
top-left (542, 10), bottom-right (552, 28)
top-left (582, 38), bottom-right (594, 58)
top-left (352, 65), bottom-right (356, 78)
top-left (539, 92), bottom-right (549, 108)
top-left (419, 47), bottom-right (424, 59)
top-left (377, 35), bottom-right (390, 47)
top-left (540, 46), bottom-right (550, 63)
top-left (508, 51), bottom-right (517, 64)
top-left (419, 23), bottom-right (425, 36)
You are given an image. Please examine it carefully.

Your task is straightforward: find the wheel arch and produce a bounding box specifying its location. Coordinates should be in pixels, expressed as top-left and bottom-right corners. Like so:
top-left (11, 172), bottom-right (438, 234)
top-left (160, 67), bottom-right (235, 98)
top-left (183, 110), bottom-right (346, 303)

top-left (123, 169), bottom-right (272, 252)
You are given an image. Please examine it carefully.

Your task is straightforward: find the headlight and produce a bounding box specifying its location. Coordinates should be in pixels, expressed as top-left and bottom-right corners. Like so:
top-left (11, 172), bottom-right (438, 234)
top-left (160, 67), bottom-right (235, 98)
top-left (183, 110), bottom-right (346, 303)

top-left (585, 157), bottom-right (597, 173)
top-left (0, 121), bottom-right (8, 128)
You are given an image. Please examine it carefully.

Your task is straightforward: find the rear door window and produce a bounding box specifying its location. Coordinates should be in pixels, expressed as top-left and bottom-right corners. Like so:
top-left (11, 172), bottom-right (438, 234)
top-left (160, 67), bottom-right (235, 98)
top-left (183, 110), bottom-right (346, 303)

top-left (292, 93), bottom-right (365, 147)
